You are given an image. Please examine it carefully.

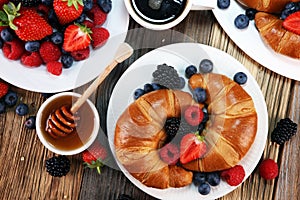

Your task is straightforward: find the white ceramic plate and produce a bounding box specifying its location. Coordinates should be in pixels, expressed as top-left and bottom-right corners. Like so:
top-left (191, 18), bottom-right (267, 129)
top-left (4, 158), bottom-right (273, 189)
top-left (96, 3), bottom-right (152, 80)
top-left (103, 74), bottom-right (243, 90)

top-left (212, 1), bottom-right (300, 81)
top-left (0, 0), bottom-right (129, 93)
top-left (107, 43), bottom-right (268, 200)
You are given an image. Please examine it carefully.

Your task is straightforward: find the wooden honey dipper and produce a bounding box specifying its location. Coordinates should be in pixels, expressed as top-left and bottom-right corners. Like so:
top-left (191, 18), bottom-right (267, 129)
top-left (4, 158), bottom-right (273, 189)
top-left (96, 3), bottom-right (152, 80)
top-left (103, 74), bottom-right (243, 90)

top-left (46, 43), bottom-right (134, 138)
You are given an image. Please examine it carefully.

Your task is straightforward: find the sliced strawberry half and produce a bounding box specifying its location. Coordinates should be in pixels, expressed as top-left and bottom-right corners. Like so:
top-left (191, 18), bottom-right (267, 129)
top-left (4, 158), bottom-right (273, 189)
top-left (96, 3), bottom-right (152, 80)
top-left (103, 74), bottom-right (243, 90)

top-left (180, 132), bottom-right (207, 164)
top-left (63, 23), bottom-right (92, 52)
top-left (283, 11), bottom-right (300, 35)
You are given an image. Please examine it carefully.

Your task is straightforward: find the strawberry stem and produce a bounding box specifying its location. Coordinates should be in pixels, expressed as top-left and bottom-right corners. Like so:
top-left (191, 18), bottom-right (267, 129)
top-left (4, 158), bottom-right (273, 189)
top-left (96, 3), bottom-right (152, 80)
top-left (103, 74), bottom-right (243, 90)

top-left (2, 3), bottom-right (21, 30)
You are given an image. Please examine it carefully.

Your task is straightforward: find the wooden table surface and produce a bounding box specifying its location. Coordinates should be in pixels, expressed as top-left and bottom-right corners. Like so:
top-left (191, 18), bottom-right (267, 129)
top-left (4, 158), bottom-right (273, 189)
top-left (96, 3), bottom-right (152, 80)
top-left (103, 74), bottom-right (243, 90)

top-left (1, 9), bottom-right (299, 200)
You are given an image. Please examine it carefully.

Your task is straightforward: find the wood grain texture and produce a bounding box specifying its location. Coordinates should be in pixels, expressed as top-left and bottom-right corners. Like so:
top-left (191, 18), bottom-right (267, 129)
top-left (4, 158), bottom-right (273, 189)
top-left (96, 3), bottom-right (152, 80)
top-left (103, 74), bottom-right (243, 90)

top-left (1, 9), bottom-right (299, 200)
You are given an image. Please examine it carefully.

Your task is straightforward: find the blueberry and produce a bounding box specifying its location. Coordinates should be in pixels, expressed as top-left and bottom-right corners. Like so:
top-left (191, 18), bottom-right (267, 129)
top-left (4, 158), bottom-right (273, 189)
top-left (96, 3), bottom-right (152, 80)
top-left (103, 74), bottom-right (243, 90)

top-left (217, 0), bottom-right (230, 9)
top-left (61, 54), bottom-right (74, 68)
top-left (198, 182), bottom-right (211, 195)
top-left (25, 41), bottom-right (40, 52)
top-left (1, 28), bottom-right (14, 42)
top-left (15, 103), bottom-right (29, 116)
top-left (83, 0), bottom-right (93, 11)
top-left (193, 87), bottom-right (207, 103)
top-left (234, 14), bottom-right (249, 29)
top-left (24, 116), bottom-right (36, 129)
top-left (206, 172), bottom-right (221, 186)
top-left (199, 59), bottom-right (213, 74)
top-left (50, 32), bottom-right (64, 45)
top-left (97, 0), bottom-right (112, 13)
top-left (134, 88), bottom-right (145, 100)
top-left (0, 101), bottom-right (6, 114)
top-left (193, 172), bottom-right (206, 186)
top-left (151, 83), bottom-right (162, 91)
top-left (4, 91), bottom-right (18, 107)
top-left (178, 77), bottom-right (185, 89)
top-left (197, 123), bottom-right (205, 133)
top-left (280, 9), bottom-right (292, 20)
top-left (245, 8), bottom-right (257, 20)
top-left (202, 112), bottom-right (209, 123)
top-left (75, 13), bottom-right (87, 23)
top-left (41, 0), bottom-right (53, 6)
top-left (233, 72), bottom-right (247, 84)
top-left (185, 65), bottom-right (197, 78)
top-left (48, 9), bottom-right (60, 29)
top-left (143, 83), bottom-right (154, 93)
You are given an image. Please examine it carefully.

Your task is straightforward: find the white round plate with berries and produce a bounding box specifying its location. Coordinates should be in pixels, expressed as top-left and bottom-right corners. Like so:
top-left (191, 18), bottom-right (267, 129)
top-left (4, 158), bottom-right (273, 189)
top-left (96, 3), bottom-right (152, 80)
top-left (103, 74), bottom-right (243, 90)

top-left (107, 43), bottom-right (268, 200)
top-left (0, 0), bottom-right (129, 93)
top-left (213, 1), bottom-right (300, 81)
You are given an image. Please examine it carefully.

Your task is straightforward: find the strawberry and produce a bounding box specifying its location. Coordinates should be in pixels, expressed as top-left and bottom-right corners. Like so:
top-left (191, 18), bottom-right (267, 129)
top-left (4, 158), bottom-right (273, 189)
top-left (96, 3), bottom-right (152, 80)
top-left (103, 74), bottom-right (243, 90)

top-left (82, 141), bottom-right (107, 174)
top-left (0, 81), bottom-right (9, 99)
top-left (180, 132), bottom-right (206, 164)
top-left (283, 11), bottom-right (300, 35)
top-left (53, 0), bottom-right (84, 25)
top-left (1, 3), bottom-right (52, 41)
top-left (90, 27), bottom-right (109, 49)
top-left (63, 23), bottom-right (91, 52)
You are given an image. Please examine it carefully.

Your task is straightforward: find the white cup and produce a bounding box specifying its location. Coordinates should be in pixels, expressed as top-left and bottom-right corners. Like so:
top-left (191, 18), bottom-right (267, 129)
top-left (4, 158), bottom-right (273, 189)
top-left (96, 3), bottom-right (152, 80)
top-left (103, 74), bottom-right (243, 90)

top-left (124, 0), bottom-right (216, 30)
top-left (36, 92), bottom-right (100, 155)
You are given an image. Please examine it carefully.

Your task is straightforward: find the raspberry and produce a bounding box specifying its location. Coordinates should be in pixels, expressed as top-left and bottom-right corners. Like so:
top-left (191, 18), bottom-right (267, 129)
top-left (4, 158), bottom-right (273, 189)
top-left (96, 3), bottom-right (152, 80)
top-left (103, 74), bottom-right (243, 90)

top-left (2, 39), bottom-right (25, 60)
top-left (259, 159), bottom-right (278, 180)
top-left (184, 106), bottom-right (204, 126)
top-left (39, 41), bottom-right (62, 63)
top-left (221, 165), bottom-right (245, 186)
top-left (21, 52), bottom-right (43, 67)
top-left (82, 20), bottom-right (94, 28)
top-left (91, 27), bottom-right (109, 49)
top-left (70, 47), bottom-right (90, 61)
top-left (0, 81), bottom-right (9, 99)
top-left (87, 4), bottom-right (107, 26)
top-left (159, 143), bottom-right (179, 165)
top-left (47, 61), bottom-right (63, 76)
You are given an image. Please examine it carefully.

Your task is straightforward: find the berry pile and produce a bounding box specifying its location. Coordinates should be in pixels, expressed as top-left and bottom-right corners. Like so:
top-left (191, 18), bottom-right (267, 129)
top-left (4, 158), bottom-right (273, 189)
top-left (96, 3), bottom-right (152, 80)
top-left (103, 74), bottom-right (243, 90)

top-left (271, 118), bottom-right (298, 145)
top-left (0, 80), bottom-right (38, 129)
top-left (0, 0), bottom-right (111, 76)
top-left (193, 171), bottom-right (221, 195)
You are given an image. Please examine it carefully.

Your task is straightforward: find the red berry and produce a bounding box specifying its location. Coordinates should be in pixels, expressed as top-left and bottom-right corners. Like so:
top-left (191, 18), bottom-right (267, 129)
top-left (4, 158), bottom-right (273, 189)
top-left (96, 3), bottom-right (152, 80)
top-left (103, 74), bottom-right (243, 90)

top-left (221, 165), bottom-right (245, 186)
top-left (159, 143), bottom-right (179, 165)
top-left (2, 39), bottom-right (25, 60)
top-left (39, 41), bottom-right (61, 63)
top-left (184, 106), bottom-right (204, 126)
top-left (21, 52), bottom-right (43, 67)
top-left (70, 47), bottom-right (90, 61)
top-left (283, 11), bottom-right (300, 35)
top-left (82, 20), bottom-right (94, 29)
top-left (87, 5), bottom-right (107, 26)
top-left (0, 81), bottom-right (9, 99)
top-left (91, 27), bottom-right (109, 49)
top-left (259, 159), bottom-right (278, 180)
top-left (46, 61), bottom-right (63, 76)
top-left (180, 133), bottom-right (206, 164)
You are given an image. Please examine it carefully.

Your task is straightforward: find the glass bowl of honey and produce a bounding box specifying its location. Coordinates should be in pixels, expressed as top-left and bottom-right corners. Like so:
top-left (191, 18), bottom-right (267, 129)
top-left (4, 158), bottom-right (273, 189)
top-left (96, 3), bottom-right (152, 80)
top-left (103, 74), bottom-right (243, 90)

top-left (36, 92), bottom-right (100, 155)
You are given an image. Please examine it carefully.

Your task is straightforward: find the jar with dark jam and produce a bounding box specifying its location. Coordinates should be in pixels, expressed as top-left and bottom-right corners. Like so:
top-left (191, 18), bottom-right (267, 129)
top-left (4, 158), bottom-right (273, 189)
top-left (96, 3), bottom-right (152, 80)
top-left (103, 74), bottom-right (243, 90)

top-left (132, 0), bottom-right (187, 24)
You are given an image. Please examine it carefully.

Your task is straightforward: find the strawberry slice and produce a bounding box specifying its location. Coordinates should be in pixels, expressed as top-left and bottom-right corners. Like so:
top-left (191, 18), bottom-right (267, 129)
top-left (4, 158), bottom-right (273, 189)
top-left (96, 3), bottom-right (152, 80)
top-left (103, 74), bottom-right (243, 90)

top-left (180, 132), bottom-right (206, 164)
top-left (63, 23), bottom-right (92, 52)
top-left (283, 11), bottom-right (300, 35)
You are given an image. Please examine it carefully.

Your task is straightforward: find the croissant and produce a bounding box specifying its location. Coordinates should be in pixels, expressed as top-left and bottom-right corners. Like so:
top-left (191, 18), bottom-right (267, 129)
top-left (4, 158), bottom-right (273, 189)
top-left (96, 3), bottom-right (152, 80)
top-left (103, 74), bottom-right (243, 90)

top-left (236, 0), bottom-right (300, 13)
top-left (183, 73), bottom-right (257, 172)
top-left (255, 12), bottom-right (300, 59)
top-left (114, 89), bottom-right (194, 189)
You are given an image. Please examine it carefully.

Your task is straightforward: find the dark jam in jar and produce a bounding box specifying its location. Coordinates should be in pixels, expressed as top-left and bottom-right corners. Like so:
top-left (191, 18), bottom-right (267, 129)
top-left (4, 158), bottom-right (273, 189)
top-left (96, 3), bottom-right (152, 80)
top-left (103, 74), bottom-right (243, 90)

top-left (132, 0), bottom-right (187, 24)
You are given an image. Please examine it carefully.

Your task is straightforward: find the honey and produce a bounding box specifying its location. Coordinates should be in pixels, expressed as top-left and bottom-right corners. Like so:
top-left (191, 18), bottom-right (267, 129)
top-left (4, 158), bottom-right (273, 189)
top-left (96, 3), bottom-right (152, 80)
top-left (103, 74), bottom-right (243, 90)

top-left (40, 95), bottom-right (96, 151)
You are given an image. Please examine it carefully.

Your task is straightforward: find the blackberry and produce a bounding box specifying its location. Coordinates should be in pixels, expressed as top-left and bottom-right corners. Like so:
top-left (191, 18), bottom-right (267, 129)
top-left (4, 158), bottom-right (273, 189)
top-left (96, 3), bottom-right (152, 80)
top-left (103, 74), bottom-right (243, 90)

top-left (45, 155), bottom-right (70, 177)
top-left (271, 118), bottom-right (298, 145)
top-left (152, 64), bottom-right (181, 89)
top-left (12, 0), bottom-right (41, 7)
top-left (165, 117), bottom-right (180, 140)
